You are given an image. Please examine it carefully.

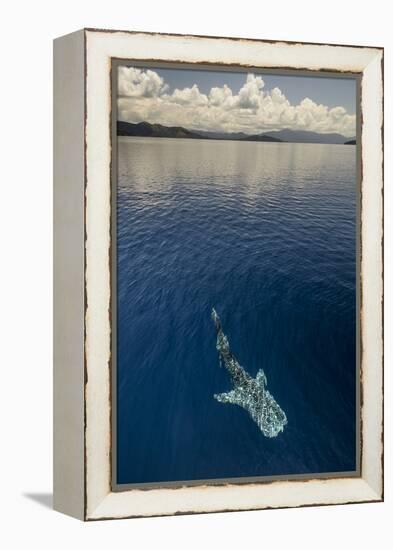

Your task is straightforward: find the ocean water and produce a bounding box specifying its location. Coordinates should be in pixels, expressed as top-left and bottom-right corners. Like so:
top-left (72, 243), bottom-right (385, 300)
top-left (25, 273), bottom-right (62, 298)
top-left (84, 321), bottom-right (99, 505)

top-left (116, 136), bottom-right (357, 485)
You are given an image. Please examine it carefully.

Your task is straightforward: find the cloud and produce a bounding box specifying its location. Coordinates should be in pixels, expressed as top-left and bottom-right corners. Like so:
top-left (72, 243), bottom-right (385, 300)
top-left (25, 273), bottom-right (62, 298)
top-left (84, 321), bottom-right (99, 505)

top-left (118, 68), bottom-right (356, 137)
top-left (237, 74), bottom-right (265, 110)
top-left (118, 66), bottom-right (168, 98)
top-left (168, 84), bottom-right (208, 106)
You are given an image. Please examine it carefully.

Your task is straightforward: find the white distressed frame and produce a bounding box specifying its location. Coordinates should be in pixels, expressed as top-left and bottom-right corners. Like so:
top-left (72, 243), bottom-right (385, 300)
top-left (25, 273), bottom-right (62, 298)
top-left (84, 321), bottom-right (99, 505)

top-left (54, 28), bottom-right (383, 521)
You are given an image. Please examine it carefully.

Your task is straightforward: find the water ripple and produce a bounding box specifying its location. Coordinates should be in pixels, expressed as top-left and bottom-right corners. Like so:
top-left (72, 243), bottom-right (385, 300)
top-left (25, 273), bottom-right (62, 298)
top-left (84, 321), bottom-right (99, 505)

top-left (116, 137), bottom-right (357, 484)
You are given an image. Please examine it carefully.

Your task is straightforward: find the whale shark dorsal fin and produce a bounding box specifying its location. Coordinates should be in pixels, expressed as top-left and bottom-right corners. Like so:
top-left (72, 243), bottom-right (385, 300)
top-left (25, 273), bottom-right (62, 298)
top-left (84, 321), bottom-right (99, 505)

top-left (214, 388), bottom-right (244, 406)
top-left (256, 369), bottom-right (267, 388)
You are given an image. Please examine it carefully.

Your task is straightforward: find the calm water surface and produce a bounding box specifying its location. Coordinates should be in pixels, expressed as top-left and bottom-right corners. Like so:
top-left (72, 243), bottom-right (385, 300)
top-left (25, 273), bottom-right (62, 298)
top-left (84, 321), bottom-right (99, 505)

top-left (116, 137), bottom-right (357, 484)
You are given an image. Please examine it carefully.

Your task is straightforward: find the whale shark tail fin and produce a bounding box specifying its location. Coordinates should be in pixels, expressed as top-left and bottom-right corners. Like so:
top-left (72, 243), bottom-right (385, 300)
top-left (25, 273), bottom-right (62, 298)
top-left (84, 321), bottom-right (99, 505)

top-left (211, 308), bottom-right (221, 331)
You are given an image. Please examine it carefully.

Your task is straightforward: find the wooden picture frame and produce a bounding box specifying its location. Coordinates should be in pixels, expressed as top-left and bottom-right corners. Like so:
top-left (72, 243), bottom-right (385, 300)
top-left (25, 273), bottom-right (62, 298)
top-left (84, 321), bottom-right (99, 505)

top-left (53, 28), bottom-right (383, 520)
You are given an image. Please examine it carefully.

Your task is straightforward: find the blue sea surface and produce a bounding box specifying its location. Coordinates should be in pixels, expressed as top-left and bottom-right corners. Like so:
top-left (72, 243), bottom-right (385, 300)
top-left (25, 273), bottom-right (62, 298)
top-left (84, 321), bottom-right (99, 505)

top-left (116, 137), bottom-right (357, 484)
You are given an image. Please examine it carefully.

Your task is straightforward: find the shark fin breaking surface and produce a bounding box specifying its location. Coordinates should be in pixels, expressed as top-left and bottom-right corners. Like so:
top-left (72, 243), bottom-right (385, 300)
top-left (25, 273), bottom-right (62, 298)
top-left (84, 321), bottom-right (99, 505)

top-left (212, 308), bottom-right (287, 437)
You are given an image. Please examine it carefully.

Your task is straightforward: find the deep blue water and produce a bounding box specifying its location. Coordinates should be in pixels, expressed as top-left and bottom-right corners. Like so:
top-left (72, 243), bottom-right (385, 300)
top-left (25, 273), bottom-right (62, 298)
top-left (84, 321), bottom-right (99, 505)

top-left (116, 137), bottom-right (357, 485)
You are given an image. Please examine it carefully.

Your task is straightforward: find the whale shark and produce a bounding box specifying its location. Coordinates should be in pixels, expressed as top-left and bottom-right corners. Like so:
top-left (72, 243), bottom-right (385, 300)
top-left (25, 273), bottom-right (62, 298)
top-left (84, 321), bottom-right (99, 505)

top-left (211, 308), bottom-right (287, 437)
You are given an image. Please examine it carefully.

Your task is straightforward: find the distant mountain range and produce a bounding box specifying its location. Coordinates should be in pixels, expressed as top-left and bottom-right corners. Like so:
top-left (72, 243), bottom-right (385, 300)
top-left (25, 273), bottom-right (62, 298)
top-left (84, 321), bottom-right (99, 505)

top-left (118, 121), bottom-right (355, 145)
top-left (191, 129), bottom-right (279, 142)
top-left (117, 121), bottom-right (205, 139)
top-left (258, 129), bottom-right (355, 144)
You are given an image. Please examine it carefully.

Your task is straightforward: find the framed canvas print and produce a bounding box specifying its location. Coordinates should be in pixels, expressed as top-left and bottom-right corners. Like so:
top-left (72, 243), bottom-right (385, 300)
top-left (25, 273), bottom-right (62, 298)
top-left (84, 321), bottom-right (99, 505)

top-left (53, 29), bottom-right (383, 520)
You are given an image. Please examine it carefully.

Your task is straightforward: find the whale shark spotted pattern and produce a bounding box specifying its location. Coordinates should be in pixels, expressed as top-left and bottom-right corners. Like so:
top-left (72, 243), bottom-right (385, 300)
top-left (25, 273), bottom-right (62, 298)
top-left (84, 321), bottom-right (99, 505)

top-left (212, 308), bottom-right (287, 437)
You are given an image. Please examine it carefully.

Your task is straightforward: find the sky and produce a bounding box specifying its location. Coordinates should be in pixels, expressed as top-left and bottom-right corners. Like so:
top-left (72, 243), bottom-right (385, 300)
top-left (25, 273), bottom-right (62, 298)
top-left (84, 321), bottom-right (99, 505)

top-left (117, 65), bottom-right (357, 137)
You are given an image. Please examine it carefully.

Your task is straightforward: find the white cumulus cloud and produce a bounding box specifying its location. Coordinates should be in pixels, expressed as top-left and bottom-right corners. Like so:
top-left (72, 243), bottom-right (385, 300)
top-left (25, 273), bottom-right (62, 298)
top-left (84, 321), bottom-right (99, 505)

top-left (118, 66), bottom-right (168, 98)
top-left (167, 84), bottom-right (209, 106)
top-left (118, 68), bottom-right (356, 137)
